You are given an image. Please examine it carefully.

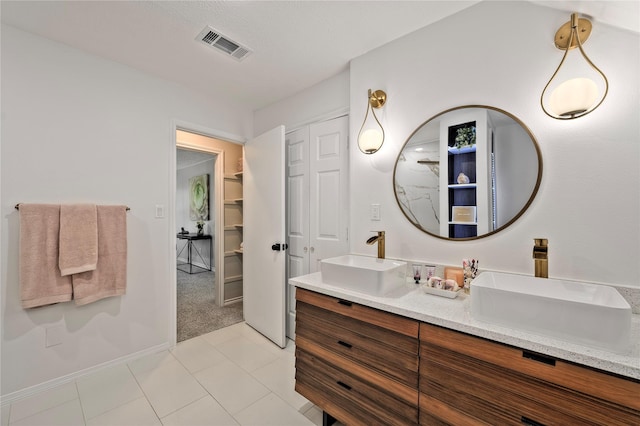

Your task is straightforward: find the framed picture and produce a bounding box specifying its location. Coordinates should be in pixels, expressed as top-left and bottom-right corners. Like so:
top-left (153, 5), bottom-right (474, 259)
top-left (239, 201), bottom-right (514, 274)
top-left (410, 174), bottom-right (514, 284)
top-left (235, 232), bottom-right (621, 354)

top-left (452, 206), bottom-right (476, 223)
top-left (189, 174), bottom-right (209, 220)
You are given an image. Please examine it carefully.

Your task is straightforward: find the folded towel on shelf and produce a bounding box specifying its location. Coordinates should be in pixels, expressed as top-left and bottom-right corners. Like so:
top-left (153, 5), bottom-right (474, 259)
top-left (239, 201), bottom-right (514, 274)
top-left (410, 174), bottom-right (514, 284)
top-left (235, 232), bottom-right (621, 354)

top-left (19, 204), bottom-right (73, 308)
top-left (59, 204), bottom-right (98, 276)
top-left (72, 205), bottom-right (127, 306)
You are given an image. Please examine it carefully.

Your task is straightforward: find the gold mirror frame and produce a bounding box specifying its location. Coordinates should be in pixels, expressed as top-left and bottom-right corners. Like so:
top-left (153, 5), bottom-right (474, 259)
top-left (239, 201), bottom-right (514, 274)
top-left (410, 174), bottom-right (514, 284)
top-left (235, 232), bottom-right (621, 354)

top-left (393, 105), bottom-right (543, 241)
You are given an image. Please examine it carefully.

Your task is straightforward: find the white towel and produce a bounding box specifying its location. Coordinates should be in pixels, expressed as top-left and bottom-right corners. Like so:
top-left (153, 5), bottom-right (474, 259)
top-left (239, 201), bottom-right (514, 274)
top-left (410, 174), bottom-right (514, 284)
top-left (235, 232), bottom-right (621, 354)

top-left (19, 204), bottom-right (73, 308)
top-left (59, 204), bottom-right (98, 276)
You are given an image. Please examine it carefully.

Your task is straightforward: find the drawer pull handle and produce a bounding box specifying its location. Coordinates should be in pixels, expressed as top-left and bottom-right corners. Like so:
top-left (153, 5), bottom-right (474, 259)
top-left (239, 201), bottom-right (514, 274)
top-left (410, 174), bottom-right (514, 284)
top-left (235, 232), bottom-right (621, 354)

top-left (522, 351), bottom-right (556, 366)
top-left (337, 340), bottom-right (352, 349)
top-left (337, 381), bottom-right (352, 391)
top-left (521, 416), bottom-right (546, 426)
top-left (337, 300), bottom-right (352, 307)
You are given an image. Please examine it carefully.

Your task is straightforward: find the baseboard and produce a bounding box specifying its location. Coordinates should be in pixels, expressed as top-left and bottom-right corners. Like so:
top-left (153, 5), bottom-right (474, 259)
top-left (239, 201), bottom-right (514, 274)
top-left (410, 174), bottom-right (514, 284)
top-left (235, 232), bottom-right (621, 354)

top-left (223, 296), bottom-right (243, 306)
top-left (0, 342), bottom-right (170, 406)
top-left (176, 258), bottom-right (213, 272)
top-left (286, 311), bottom-right (297, 340)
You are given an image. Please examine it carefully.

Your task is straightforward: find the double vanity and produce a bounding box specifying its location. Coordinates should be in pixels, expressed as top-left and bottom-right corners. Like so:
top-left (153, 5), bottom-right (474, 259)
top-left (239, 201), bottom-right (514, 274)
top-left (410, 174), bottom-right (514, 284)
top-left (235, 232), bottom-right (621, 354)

top-left (290, 255), bottom-right (639, 425)
top-left (292, 104), bottom-right (638, 424)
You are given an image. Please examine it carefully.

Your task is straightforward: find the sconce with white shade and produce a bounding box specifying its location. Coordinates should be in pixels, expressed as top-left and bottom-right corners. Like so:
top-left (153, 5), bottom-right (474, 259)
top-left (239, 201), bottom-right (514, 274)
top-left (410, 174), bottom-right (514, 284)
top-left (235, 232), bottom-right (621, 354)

top-left (541, 13), bottom-right (608, 120)
top-left (358, 89), bottom-right (387, 154)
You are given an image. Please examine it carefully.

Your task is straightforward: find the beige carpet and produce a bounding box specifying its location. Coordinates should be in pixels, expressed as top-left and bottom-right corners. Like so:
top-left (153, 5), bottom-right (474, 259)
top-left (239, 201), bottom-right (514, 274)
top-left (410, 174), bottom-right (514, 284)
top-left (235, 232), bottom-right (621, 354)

top-left (177, 270), bottom-right (244, 342)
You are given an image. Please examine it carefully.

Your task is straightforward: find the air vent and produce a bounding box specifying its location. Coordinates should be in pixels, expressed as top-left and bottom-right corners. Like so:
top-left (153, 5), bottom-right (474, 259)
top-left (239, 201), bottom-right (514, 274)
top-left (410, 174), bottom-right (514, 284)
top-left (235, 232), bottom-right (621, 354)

top-left (196, 26), bottom-right (252, 62)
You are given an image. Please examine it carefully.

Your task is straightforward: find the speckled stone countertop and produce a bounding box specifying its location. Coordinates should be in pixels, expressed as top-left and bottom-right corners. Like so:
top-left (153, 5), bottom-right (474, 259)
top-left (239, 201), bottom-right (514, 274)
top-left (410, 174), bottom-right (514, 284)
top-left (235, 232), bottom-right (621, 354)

top-left (290, 272), bottom-right (640, 380)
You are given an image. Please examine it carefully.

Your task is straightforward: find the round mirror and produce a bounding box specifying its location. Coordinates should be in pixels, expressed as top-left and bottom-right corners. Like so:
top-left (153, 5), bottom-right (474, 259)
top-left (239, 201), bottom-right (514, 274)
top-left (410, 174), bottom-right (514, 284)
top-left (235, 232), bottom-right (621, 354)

top-left (393, 105), bottom-right (542, 240)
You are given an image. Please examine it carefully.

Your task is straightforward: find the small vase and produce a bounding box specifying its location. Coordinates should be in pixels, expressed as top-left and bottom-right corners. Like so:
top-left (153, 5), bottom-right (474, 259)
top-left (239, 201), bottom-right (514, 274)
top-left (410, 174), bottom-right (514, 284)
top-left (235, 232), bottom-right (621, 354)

top-left (197, 228), bottom-right (204, 236)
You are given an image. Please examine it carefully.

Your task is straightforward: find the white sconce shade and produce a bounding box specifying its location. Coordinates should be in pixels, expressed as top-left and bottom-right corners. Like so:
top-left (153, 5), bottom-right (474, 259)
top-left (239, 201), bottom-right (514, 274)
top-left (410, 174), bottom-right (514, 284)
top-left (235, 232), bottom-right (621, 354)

top-left (548, 77), bottom-right (599, 117)
top-left (359, 129), bottom-right (384, 154)
top-left (540, 13), bottom-right (608, 120)
top-left (358, 89), bottom-right (387, 154)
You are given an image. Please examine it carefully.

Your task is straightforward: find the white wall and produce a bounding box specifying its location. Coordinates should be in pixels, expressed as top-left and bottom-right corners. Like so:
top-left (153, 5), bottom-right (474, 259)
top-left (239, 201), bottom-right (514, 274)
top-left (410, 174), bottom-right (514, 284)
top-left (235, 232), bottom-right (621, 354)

top-left (177, 156), bottom-right (215, 268)
top-left (1, 25), bottom-right (251, 397)
top-left (349, 1), bottom-right (640, 287)
top-left (253, 70), bottom-right (350, 135)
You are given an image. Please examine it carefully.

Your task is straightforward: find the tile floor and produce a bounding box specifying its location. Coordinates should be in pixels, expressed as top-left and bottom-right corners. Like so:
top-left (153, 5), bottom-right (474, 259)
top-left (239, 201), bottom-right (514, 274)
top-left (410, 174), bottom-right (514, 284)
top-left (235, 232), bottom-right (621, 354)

top-left (1, 322), bottom-right (327, 426)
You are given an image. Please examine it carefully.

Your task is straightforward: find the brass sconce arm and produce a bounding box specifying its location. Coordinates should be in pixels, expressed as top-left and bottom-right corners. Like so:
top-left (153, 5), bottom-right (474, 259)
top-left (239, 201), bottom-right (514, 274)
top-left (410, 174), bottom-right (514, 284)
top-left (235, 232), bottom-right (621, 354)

top-left (540, 13), bottom-right (608, 120)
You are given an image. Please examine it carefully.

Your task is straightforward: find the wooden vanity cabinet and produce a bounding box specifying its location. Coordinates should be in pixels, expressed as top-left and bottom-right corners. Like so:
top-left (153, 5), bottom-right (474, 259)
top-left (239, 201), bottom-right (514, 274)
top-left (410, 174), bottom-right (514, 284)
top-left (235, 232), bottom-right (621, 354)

top-left (294, 288), bottom-right (420, 425)
top-left (419, 323), bottom-right (640, 426)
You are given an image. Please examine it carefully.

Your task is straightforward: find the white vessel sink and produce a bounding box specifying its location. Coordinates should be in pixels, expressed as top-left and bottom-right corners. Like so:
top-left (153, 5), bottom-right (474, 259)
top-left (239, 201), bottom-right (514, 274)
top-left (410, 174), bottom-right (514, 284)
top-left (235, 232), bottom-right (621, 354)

top-left (471, 272), bottom-right (632, 353)
top-left (320, 255), bottom-right (407, 296)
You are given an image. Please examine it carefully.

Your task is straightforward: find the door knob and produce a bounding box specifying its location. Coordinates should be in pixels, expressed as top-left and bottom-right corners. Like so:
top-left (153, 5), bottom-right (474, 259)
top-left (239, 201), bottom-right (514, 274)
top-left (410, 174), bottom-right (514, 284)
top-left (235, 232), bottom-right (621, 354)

top-left (271, 243), bottom-right (289, 251)
top-left (304, 247), bottom-right (308, 253)
top-left (310, 247), bottom-right (315, 253)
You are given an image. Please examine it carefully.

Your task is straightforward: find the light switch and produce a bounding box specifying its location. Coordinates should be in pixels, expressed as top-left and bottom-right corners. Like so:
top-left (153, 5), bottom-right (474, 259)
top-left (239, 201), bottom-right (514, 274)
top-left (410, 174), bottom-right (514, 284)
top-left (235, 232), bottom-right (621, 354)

top-left (155, 205), bottom-right (164, 218)
top-left (370, 204), bottom-right (380, 221)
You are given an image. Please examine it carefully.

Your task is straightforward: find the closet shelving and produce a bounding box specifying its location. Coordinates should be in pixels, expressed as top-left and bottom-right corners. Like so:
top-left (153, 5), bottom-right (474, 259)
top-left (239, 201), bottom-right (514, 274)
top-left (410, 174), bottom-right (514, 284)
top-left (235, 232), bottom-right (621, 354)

top-left (223, 165), bottom-right (243, 300)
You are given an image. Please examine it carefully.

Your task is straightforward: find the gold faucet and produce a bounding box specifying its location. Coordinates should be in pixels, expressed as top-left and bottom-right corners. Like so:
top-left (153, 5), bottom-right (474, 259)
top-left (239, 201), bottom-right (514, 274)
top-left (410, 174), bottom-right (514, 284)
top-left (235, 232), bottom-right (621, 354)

top-left (533, 238), bottom-right (548, 278)
top-left (366, 231), bottom-right (385, 259)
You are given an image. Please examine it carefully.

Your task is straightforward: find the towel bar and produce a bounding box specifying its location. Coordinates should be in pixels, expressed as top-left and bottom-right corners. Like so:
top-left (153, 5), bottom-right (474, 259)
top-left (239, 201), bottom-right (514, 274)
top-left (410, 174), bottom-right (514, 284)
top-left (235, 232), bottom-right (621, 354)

top-left (15, 204), bottom-right (130, 211)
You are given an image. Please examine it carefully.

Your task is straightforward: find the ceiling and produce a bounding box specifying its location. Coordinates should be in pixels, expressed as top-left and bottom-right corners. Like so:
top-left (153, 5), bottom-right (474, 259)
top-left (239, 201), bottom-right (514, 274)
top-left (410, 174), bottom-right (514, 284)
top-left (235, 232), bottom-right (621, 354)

top-left (2, 1), bottom-right (638, 113)
top-left (176, 148), bottom-right (216, 171)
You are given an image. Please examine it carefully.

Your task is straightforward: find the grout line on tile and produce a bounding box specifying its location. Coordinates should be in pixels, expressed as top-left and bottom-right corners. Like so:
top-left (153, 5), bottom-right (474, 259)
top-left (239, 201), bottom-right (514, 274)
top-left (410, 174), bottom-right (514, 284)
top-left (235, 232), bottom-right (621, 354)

top-left (299, 401), bottom-right (316, 415)
top-left (126, 364), bottom-right (161, 422)
top-left (3, 404), bottom-right (11, 426)
top-left (74, 381), bottom-right (88, 425)
top-left (230, 391), bottom-right (276, 423)
top-left (85, 396), bottom-right (151, 424)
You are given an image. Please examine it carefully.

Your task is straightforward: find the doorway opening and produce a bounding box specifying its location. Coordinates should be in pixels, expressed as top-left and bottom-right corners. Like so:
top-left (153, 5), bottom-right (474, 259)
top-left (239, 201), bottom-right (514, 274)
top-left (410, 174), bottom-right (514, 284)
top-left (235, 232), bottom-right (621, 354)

top-left (175, 130), bottom-right (244, 342)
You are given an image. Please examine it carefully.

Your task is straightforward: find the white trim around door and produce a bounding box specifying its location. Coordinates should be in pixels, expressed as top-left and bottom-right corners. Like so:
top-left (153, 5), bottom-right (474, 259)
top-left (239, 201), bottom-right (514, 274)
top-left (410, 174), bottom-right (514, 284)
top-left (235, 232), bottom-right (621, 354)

top-left (168, 119), bottom-right (245, 347)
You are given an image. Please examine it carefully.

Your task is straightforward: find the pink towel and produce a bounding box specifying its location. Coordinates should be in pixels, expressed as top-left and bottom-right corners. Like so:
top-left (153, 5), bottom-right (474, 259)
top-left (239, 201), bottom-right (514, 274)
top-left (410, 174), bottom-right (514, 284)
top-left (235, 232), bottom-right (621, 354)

top-left (19, 204), bottom-right (73, 308)
top-left (72, 205), bottom-right (127, 306)
top-left (59, 204), bottom-right (98, 276)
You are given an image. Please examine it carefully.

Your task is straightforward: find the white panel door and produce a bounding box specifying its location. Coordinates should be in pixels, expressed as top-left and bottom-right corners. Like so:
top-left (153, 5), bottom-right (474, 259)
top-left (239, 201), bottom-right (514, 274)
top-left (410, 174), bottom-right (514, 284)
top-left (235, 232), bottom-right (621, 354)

top-left (309, 116), bottom-right (350, 272)
top-left (286, 128), bottom-right (310, 279)
top-left (285, 116), bottom-right (349, 339)
top-left (285, 128), bottom-right (309, 337)
top-left (244, 126), bottom-right (286, 348)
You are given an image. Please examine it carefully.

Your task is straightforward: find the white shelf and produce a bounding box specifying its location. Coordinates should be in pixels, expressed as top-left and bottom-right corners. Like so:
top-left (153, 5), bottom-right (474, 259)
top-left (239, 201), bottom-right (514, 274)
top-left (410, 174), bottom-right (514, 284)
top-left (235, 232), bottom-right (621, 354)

top-left (224, 199), bottom-right (243, 205)
top-left (224, 275), bottom-right (243, 283)
top-left (224, 225), bottom-right (243, 231)
top-left (448, 183), bottom-right (477, 189)
top-left (448, 145), bottom-right (476, 154)
top-left (224, 171), bottom-right (243, 180)
top-left (448, 221), bottom-right (478, 225)
top-left (233, 249), bottom-right (243, 254)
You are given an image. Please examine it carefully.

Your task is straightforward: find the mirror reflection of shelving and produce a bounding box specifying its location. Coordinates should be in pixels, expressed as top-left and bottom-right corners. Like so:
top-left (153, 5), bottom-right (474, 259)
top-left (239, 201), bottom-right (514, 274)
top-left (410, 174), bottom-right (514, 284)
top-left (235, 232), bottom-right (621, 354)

top-left (439, 110), bottom-right (493, 239)
top-left (448, 123), bottom-right (477, 239)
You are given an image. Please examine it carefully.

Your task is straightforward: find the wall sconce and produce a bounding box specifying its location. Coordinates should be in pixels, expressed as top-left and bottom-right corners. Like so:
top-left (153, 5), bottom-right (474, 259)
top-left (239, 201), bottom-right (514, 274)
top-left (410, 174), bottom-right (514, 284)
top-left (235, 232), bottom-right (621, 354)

top-left (357, 89), bottom-right (387, 154)
top-left (540, 13), bottom-right (608, 120)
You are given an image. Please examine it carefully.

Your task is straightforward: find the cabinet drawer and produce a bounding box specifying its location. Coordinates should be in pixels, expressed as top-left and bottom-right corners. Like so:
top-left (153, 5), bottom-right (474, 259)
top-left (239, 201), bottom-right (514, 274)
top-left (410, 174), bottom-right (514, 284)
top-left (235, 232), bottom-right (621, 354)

top-left (297, 301), bottom-right (419, 387)
top-left (422, 343), bottom-right (640, 425)
top-left (296, 288), bottom-right (419, 338)
top-left (420, 324), bottom-right (640, 425)
top-left (297, 298), bottom-right (419, 355)
top-left (296, 347), bottom-right (418, 426)
top-left (419, 394), bottom-right (490, 426)
top-left (297, 334), bottom-right (418, 407)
